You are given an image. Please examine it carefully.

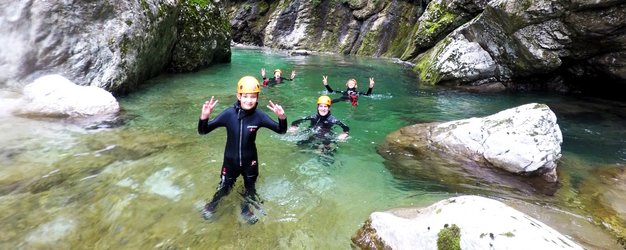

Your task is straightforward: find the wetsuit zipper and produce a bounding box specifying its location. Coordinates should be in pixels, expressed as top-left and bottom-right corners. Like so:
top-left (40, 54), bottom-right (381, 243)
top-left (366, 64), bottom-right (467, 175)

top-left (239, 109), bottom-right (243, 167)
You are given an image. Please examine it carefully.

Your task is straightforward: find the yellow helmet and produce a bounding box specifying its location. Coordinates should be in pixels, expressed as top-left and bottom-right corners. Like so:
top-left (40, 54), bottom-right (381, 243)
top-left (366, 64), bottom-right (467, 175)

top-left (317, 95), bottom-right (331, 106)
top-left (237, 76), bottom-right (261, 94)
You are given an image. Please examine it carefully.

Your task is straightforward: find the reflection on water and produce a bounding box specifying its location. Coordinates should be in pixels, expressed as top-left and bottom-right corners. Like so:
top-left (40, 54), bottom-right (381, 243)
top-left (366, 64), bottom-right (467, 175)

top-left (0, 48), bottom-right (625, 248)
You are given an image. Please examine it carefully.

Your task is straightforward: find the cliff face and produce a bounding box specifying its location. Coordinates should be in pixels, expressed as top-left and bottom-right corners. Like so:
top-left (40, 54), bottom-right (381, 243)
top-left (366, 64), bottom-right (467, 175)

top-left (222, 0), bottom-right (625, 97)
top-left (0, 0), bottom-right (231, 95)
top-left (224, 0), bottom-right (424, 57)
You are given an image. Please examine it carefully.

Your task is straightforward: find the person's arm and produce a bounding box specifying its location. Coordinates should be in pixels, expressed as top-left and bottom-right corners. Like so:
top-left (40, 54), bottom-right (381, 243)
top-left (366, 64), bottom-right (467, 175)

top-left (261, 68), bottom-right (270, 86)
top-left (290, 116), bottom-right (312, 127)
top-left (265, 100), bottom-right (288, 134)
top-left (288, 116), bottom-right (307, 132)
top-left (332, 117), bottom-right (350, 140)
top-left (361, 77), bottom-right (374, 96)
top-left (331, 97), bottom-right (344, 104)
top-left (332, 117), bottom-right (349, 133)
top-left (322, 75), bottom-right (336, 93)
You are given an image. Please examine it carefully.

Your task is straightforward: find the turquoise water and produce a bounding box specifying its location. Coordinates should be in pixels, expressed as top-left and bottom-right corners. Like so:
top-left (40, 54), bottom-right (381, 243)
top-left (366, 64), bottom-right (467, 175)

top-left (0, 48), bottom-right (624, 248)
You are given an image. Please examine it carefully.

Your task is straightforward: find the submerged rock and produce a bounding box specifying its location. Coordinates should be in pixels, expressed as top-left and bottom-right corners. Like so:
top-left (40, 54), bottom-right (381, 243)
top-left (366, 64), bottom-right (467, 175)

top-left (352, 195), bottom-right (583, 250)
top-left (578, 164), bottom-right (626, 246)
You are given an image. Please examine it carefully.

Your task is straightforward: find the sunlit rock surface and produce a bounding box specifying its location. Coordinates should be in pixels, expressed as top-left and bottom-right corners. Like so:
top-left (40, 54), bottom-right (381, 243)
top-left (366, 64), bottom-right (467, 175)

top-left (383, 103), bottom-right (562, 182)
top-left (352, 195), bottom-right (583, 250)
top-left (15, 75), bottom-right (119, 118)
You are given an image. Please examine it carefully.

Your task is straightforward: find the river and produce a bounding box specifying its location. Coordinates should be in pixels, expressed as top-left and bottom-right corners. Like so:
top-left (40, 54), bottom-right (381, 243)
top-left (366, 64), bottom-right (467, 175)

top-left (0, 47), bottom-right (624, 249)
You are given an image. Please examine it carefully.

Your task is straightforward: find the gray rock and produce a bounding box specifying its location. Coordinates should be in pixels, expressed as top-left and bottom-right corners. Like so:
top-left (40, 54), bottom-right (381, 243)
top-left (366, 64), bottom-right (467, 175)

top-left (15, 75), bottom-right (119, 118)
top-left (414, 0), bottom-right (626, 91)
top-left (0, 0), bottom-right (230, 94)
top-left (384, 103), bottom-right (562, 182)
top-left (352, 195), bottom-right (583, 250)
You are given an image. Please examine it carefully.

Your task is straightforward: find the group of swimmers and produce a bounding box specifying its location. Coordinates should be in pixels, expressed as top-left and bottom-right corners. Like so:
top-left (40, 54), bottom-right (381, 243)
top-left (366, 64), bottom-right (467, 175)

top-left (197, 68), bottom-right (375, 224)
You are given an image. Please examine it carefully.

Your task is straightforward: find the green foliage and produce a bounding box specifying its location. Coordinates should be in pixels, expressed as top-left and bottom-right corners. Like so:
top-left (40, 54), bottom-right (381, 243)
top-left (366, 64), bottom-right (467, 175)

top-left (140, 0), bottom-right (149, 11)
top-left (437, 224), bottom-right (461, 250)
top-left (386, 4), bottom-right (422, 58)
top-left (243, 3), bottom-right (252, 11)
top-left (500, 231), bottom-right (515, 237)
top-left (188, 0), bottom-right (209, 6)
top-left (421, 2), bottom-right (457, 36)
top-left (358, 28), bottom-right (380, 56)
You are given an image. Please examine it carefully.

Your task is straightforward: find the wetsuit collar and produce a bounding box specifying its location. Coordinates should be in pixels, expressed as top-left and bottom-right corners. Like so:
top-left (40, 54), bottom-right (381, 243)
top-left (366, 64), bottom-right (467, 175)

top-left (234, 101), bottom-right (257, 119)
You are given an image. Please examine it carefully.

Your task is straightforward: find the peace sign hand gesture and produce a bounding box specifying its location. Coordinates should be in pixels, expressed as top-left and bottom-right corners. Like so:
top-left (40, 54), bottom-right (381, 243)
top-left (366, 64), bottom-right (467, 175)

top-left (322, 75), bottom-right (328, 86)
top-left (261, 68), bottom-right (266, 78)
top-left (369, 77), bottom-right (375, 88)
top-left (201, 96), bottom-right (218, 120)
top-left (267, 100), bottom-right (286, 120)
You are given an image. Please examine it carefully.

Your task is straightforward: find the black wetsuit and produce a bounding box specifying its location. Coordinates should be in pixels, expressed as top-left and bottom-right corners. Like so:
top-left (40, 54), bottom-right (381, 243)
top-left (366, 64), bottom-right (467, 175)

top-left (291, 111), bottom-right (349, 163)
top-left (324, 85), bottom-right (372, 106)
top-left (198, 101), bottom-right (287, 207)
top-left (291, 111), bottom-right (349, 139)
top-left (262, 76), bottom-right (293, 86)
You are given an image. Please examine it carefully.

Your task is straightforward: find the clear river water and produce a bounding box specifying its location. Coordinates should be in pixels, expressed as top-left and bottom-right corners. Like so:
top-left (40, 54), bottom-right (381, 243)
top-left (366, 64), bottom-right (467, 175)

top-left (1, 48), bottom-right (625, 249)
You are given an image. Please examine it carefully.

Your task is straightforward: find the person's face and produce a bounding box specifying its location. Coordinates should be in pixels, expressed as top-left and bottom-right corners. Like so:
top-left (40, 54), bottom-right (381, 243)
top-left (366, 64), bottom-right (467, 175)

top-left (237, 93), bottom-right (258, 110)
top-left (317, 104), bottom-right (330, 116)
top-left (274, 72), bottom-right (281, 78)
top-left (346, 80), bottom-right (356, 89)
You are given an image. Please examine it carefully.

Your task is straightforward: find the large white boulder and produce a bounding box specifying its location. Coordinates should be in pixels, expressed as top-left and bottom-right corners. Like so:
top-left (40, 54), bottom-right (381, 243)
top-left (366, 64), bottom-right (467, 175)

top-left (16, 74), bottom-right (119, 118)
top-left (431, 103), bottom-right (562, 181)
top-left (354, 195), bottom-right (583, 250)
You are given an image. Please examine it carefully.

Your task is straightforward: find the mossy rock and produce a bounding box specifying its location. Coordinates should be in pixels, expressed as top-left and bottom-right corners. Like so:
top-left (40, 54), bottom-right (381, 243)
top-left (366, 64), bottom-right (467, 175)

top-left (437, 224), bottom-right (461, 250)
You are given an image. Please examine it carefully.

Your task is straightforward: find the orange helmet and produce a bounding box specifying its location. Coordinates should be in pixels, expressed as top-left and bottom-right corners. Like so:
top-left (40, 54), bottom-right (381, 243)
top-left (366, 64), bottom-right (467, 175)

top-left (317, 95), bottom-right (331, 106)
top-left (237, 76), bottom-right (261, 94)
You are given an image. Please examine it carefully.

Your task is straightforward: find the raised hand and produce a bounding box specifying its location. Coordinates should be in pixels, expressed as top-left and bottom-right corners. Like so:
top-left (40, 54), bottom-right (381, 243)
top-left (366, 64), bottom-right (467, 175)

top-left (288, 126), bottom-right (298, 133)
top-left (290, 70), bottom-right (296, 80)
top-left (261, 68), bottom-right (266, 78)
top-left (369, 77), bottom-right (375, 88)
top-left (322, 75), bottom-right (328, 85)
top-left (267, 100), bottom-right (286, 120)
top-left (201, 96), bottom-right (218, 120)
top-left (338, 132), bottom-right (349, 141)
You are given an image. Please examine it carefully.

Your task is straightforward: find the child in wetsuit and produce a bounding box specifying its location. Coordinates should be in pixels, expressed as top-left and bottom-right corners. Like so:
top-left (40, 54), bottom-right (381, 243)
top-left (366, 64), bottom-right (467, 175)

top-left (261, 68), bottom-right (296, 86)
top-left (322, 76), bottom-right (375, 106)
top-left (198, 76), bottom-right (287, 224)
top-left (289, 95), bottom-right (349, 156)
